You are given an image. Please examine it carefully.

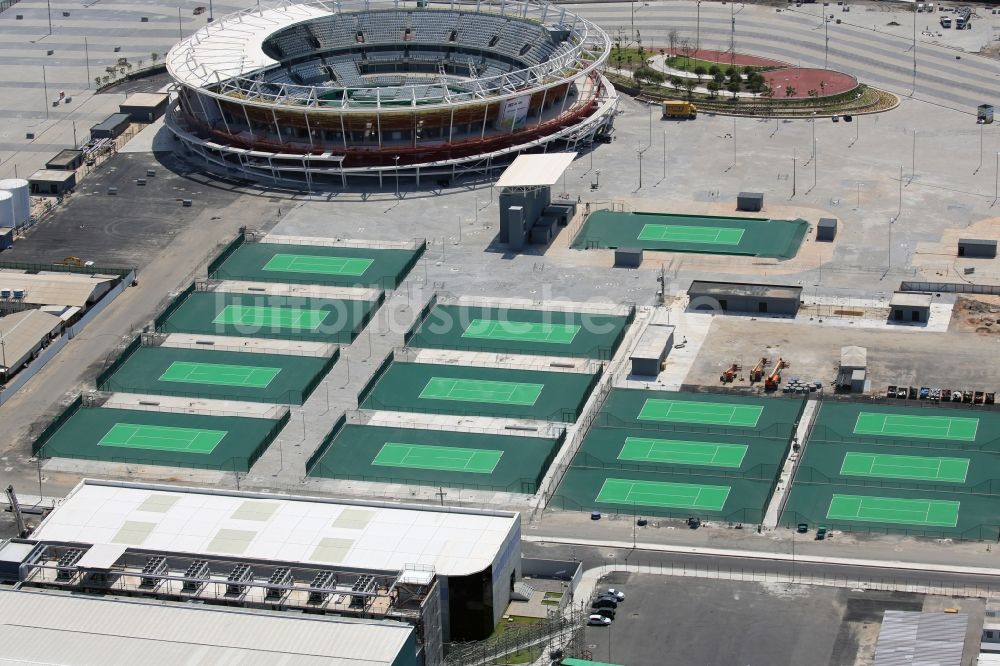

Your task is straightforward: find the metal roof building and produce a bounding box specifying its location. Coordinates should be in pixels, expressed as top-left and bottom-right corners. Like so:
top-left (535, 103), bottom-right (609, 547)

top-left (873, 611), bottom-right (968, 666)
top-left (0, 309), bottom-right (63, 376)
top-left (24, 479), bottom-right (522, 646)
top-left (0, 272), bottom-right (117, 308)
top-left (0, 588), bottom-right (416, 666)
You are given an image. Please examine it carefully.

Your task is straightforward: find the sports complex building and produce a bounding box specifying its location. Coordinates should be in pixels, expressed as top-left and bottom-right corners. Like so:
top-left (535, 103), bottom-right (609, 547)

top-left (163, 0), bottom-right (618, 186)
top-left (3, 478), bottom-right (523, 662)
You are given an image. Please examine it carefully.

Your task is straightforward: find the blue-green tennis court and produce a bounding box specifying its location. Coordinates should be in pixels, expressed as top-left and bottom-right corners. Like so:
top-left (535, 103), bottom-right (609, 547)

top-left (98, 423), bottom-right (226, 454)
top-left (263, 254), bottom-right (373, 276)
top-left (596, 478), bottom-right (731, 510)
top-left (854, 412), bottom-right (979, 441)
top-left (638, 399), bottom-right (763, 427)
top-left (159, 361), bottom-right (281, 388)
top-left (638, 224), bottom-right (744, 245)
top-left (419, 377), bottom-right (543, 406)
top-left (212, 305), bottom-right (328, 330)
top-left (462, 319), bottom-right (581, 344)
top-left (840, 452), bottom-right (969, 483)
top-left (619, 437), bottom-right (748, 468)
top-left (372, 442), bottom-right (503, 473)
top-left (827, 494), bottom-right (960, 527)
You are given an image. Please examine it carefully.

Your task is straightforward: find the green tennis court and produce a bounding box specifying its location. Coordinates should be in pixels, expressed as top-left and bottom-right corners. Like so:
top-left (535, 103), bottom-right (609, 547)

top-left (571, 210), bottom-right (809, 259)
top-left (638, 399), bottom-right (763, 427)
top-left (840, 452), bottom-right (969, 483)
top-left (854, 412), bottom-right (979, 441)
top-left (419, 377), bottom-right (543, 406)
top-left (372, 442), bottom-right (503, 473)
top-left (159, 361), bottom-right (281, 388)
top-left (827, 494), bottom-right (960, 527)
top-left (98, 423), bottom-right (226, 454)
top-left (596, 478), bottom-right (731, 510)
top-left (262, 253), bottom-right (373, 276)
top-left (619, 437), bottom-right (748, 468)
top-left (212, 305), bottom-right (328, 330)
top-left (638, 224), bottom-right (744, 245)
top-left (462, 319), bottom-right (581, 344)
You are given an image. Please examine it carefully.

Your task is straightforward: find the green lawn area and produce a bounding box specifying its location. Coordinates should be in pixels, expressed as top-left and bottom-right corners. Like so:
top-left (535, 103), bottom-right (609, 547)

top-left (665, 55), bottom-right (748, 73)
top-left (489, 616), bottom-right (546, 664)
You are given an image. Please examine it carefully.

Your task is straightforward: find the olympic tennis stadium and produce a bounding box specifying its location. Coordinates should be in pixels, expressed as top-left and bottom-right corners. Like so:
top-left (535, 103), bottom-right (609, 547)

top-left (164, 0), bottom-right (618, 186)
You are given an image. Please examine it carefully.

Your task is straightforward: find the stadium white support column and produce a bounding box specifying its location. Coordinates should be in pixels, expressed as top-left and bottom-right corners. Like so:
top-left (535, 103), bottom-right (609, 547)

top-left (214, 98), bottom-right (233, 135)
top-left (240, 104), bottom-right (253, 136)
top-left (376, 112), bottom-right (383, 149)
top-left (340, 115), bottom-right (348, 149)
top-left (536, 88), bottom-right (548, 128)
top-left (481, 104), bottom-right (489, 140)
top-left (303, 112), bottom-right (315, 149)
top-left (270, 108), bottom-right (282, 141)
top-left (448, 107), bottom-right (455, 144)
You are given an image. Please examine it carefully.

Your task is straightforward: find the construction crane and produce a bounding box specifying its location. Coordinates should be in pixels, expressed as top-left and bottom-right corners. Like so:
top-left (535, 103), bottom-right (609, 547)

top-left (750, 357), bottom-right (767, 383)
top-left (720, 363), bottom-right (739, 383)
top-left (764, 358), bottom-right (789, 392)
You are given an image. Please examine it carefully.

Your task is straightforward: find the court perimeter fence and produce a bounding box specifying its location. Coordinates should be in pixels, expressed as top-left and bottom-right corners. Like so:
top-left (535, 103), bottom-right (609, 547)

top-left (209, 234), bottom-right (427, 290)
top-left (33, 404), bottom-right (289, 473)
top-left (156, 287), bottom-right (385, 343)
top-left (401, 300), bottom-right (636, 361)
top-left (305, 414), bottom-right (568, 494)
top-left (789, 465), bottom-right (1000, 497)
top-left (154, 283), bottom-right (197, 330)
top-left (31, 395), bottom-right (83, 456)
top-left (546, 491), bottom-right (768, 525)
top-left (97, 349), bottom-right (339, 406)
top-left (805, 423), bottom-right (1000, 451)
top-left (590, 412), bottom-right (799, 441)
top-left (206, 229), bottom-right (247, 276)
top-left (357, 351), bottom-right (396, 407)
top-left (402, 293), bottom-right (439, 345)
top-left (778, 508), bottom-right (1000, 541)
top-left (567, 450), bottom-right (782, 482)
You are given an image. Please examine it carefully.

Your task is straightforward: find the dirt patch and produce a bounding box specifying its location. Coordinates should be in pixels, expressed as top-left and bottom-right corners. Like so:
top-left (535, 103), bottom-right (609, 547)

top-left (951, 295), bottom-right (1000, 335)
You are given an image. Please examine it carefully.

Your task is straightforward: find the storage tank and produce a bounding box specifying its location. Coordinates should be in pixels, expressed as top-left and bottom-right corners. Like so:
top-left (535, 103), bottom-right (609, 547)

top-left (0, 191), bottom-right (14, 229)
top-left (0, 178), bottom-right (29, 228)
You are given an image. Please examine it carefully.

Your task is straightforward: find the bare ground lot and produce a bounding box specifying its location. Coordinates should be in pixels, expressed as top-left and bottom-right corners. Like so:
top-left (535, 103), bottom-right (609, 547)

top-left (685, 314), bottom-right (1000, 392)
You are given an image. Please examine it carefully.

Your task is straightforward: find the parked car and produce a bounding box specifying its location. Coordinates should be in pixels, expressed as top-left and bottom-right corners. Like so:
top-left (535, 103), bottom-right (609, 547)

top-left (604, 589), bottom-right (626, 601)
top-left (588, 614), bottom-right (612, 626)
top-left (594, 607), bottom-right (616, 620)
top-left (592, 597), bottom-right (618, 610)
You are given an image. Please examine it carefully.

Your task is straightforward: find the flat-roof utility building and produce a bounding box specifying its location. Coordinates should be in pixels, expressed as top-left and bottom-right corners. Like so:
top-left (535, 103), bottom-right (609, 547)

top-left (688, 280), bottom-right (802, 316)
top-left (16, 479), bottom-right (523, 656)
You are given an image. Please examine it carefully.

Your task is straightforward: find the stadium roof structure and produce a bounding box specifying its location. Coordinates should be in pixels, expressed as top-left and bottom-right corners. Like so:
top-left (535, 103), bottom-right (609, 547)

top-left (0, 588), bottom-right (414, 666)
top-left (167, 3), bottom-right (330, 88)
top-left (31, 479), bottom-right (520, 577)
top-left (494, 153), bottom-right (577, 188)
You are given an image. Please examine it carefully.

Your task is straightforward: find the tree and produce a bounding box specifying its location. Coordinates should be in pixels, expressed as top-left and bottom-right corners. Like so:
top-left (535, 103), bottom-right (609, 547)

top-left (713, 71), bottom-right (726, 84)
top-left (634, 67), bottom-right (665, 86)
top-left (669, 75), bottom-right (684, 89)
top-left (94, 77), bottom-right (102, 88)
top-left (151, 52), bottom-right (159, 65)
top-left (693, 65), bottom-right (707, 78)
top-left (668, 28), bottom-right (678, 58)
top-left (807, 89), bottom-right (819, 99)
top-left (742, 65), bottom-right (755, 76)
top-left (724, 65), bottom-right (738, 78)
top-left (679, 38), bottom-right (693, 68)
top-left (708, 64), bottom-right (721, 77)
top-left (727, 80), bottom-right (741, 98)
top-left (683, 78), bottom-right (697, 99)
top-left (785, 86), bottom-right (797, 98)
top-left (706, 80), bottom-right (721, 98)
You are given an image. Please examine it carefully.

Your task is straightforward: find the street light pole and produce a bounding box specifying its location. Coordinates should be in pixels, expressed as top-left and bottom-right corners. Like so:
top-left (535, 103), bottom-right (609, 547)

top-left (824, 14), bottom-right (829, 69)
top-left (911, 130), bottom-right (917, 181)
top-left (637, 147), bottom-right (643, 190)
top-left (975, 123), bottom-right (984, 174)
top-left (696, 1), bottom-right (701, 53)
top-left (393, 155), bottom-right (400, 196)
top-left (662, 131), bottom-right (666, 180)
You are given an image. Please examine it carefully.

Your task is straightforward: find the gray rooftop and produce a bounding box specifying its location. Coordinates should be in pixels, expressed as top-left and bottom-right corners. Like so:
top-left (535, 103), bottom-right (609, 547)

top-left (0, 310), bottom-right (63, 370)
top-left (890, 292), bottom-right (933, 308)
top-left (0, 588), bottom-right (414, 666)
top-left (688, 280), bottom-right (803, 301)
top-left (873, 611), bottom-right (967, 666)
top-left (631, 324), bottom-right (674, 361)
